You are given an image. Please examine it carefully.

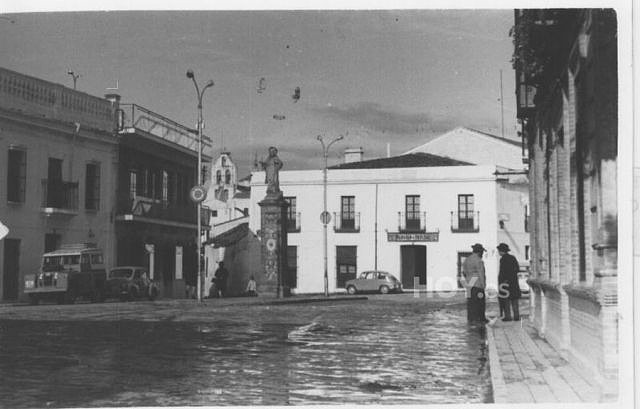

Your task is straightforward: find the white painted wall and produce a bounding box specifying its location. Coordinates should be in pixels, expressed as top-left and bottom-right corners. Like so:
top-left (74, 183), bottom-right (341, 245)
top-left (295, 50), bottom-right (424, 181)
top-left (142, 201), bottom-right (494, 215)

top-left (250, 165), bottom-right (501, 294)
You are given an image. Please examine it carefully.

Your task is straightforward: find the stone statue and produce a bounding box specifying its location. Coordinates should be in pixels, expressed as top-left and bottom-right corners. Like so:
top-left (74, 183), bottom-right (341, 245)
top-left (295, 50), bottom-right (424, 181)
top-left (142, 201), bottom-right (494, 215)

top-left (260, 146), bottom-right (283, 194)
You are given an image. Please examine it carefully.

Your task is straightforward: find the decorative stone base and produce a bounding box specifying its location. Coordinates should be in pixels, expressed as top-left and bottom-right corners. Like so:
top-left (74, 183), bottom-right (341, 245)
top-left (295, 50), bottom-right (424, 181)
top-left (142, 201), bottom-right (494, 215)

top-left (258, 193), bottom-right (289, 297)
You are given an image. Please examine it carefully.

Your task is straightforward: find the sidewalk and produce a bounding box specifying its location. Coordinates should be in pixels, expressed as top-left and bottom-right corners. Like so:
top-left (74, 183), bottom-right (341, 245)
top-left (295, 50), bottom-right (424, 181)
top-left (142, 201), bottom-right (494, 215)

top-left (487, 303), bottom-right (601, 403)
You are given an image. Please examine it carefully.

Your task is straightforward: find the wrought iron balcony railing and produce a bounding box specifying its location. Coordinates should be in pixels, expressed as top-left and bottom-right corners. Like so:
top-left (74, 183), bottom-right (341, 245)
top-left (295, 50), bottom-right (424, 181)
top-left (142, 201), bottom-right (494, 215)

top-left (116, 195), bottom-right (207, 226)
top-left (117, 103), bottom-right (211, 154)
top-left (334, 212), bottom-right (360, 233)
top-left (41, 179), bottom-right (79, 212)
top-left (398, 211), bottom-right (426, 232)
top-left (451, 211), bottom-right (480, 232)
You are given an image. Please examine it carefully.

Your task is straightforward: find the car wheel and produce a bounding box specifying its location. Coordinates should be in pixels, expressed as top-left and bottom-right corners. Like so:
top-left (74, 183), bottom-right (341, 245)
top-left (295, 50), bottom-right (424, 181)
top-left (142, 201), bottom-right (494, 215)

top-left (148, 286), bottom-right (158, 301)
top-left (128, 287), bottom-right (138, 301)
top-left (346, 285), bottom-right (357, 295)
top-left (379, 285), bottom-right (390, 294)
top-left (64, 290), bottom-right (77, 305)
top-left (29, 294), bottom-right (40, 306)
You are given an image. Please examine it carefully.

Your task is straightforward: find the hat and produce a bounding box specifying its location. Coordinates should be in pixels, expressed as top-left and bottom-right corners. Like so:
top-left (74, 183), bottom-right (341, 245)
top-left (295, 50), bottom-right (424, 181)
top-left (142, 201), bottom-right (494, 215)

top-left (471, 243), bottom-right (486, 252)
top-left (497, 243), bottom-right (510, 252)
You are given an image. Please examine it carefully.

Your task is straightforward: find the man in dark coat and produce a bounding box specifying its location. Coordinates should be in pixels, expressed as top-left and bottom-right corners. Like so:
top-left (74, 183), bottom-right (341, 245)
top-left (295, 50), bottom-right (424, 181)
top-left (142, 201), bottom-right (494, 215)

top-left (497, 243), bottom-right (521, 321)
top-left (214, 261), bottom-right (229, 298)
top-left (462, 243), bottom-right (488, 323)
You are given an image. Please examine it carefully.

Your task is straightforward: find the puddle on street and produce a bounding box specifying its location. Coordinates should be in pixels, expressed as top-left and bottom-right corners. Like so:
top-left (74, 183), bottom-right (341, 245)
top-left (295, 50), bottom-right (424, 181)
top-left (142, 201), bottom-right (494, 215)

top-left (0, 302), bottom-right (491, 406)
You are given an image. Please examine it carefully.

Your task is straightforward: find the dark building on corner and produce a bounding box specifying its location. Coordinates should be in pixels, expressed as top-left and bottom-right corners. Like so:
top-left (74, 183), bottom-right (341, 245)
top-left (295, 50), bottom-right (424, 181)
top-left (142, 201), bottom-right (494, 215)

top-left (513, 9), bottom-right (618, 400)
top-left (110, 98), bottom-right (211, 298)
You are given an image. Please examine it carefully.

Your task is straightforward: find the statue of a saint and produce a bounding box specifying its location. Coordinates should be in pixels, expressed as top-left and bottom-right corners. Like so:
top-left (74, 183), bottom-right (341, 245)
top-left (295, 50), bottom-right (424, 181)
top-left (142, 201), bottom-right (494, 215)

top-left (260, 146), bottom-right (283, 194)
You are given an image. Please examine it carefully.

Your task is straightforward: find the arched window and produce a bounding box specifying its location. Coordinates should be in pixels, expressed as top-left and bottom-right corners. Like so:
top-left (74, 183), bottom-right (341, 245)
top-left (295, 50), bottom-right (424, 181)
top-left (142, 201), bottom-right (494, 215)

top-left (225, 169), bottom-right (231, 184)
top-left (216, 170), bottom-right (222, 184)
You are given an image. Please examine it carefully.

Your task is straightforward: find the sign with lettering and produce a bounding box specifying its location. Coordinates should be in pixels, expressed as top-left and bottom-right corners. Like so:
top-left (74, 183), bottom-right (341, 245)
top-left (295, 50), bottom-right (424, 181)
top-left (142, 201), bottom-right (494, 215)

top-left (387, 232), bottom-right (439, 242)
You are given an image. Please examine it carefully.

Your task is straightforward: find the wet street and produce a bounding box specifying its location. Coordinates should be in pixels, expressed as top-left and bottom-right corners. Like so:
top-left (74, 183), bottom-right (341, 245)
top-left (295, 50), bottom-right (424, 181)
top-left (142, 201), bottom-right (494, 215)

top-left (0, 294), bottom-right (492, 406)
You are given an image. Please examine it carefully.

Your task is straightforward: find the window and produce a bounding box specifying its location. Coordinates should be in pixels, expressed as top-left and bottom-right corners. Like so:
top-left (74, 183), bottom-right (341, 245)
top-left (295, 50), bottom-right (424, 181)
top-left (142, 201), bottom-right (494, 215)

top-left (405, 195), bottom-right (421, 230)
top-left (525, 245), bottom-right (530, 261)
top-left (90, 254), bottom-right (104, 264)
top-left (7, 148), bottom-right (26, 203)
top-left (216, 170), bottom-right (222, 184)
top-left (284, 197), bottom-right (298, 231)
top-left (336, 246), bottom-right (357, 288)
top-left (524, 205), bottom-right (530, 232)
top-left (212, 210), bottom-right (218, 217)
top-left (458, 194), bottom-right (475, 230)
top-left (162, 170), bottom-right (169, 205)
top-left (341, 196), bottom-right (355, 229)
top-left (225, 169), bottom-right (231, 184)
top-left (129, 170), bottom-right (138, 198)
top-left (85, 163), bottom-right (100, 210)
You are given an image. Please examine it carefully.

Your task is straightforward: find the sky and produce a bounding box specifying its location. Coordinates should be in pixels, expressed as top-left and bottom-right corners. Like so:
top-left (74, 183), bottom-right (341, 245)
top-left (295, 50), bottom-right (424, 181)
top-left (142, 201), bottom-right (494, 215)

top-left (0, 8), bottom-right (520, 176)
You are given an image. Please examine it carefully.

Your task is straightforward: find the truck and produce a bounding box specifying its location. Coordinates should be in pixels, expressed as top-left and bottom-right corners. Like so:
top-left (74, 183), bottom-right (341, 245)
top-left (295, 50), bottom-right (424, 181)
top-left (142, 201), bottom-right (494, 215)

top-left (23, 243), bottom-right (107, 305)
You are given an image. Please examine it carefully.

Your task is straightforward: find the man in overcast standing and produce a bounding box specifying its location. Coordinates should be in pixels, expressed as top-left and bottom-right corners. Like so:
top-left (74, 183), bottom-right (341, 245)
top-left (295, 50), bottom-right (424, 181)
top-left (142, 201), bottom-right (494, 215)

top-left (461, 243), bottom-right (488, 323)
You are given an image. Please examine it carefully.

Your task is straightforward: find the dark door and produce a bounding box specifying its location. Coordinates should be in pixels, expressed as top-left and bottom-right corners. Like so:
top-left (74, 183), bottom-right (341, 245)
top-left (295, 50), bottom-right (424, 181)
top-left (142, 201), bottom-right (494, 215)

top-left (336, 246), bottom-right (357, 288)
top-left (44, 233), bottom-right (61, 253)
top-left (2, 239), bottom-right (20, 300)
top-left (287, 246), bottom-right (297, 289)
top-left (400, 245), bottom-right (426, 289)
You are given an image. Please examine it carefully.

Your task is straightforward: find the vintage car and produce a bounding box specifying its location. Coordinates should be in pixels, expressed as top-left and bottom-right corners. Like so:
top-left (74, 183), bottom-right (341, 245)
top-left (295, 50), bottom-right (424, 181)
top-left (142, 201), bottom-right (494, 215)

top-left (105, 266), bottom-right (159, 301)
top-left (345, 271), bottom-right (403, 295)
top-left (24, 243), bottom-right (107, 305)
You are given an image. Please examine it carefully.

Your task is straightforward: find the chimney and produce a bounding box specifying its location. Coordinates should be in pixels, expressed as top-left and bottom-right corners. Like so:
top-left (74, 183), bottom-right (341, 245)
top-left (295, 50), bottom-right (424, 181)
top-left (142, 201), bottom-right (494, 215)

top-left (344, 147), bottom-right (364, 163)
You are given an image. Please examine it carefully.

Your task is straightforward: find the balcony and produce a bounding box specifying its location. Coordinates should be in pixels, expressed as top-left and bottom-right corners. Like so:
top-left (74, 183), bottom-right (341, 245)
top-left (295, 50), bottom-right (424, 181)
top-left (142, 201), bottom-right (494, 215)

top-left (451, 211), bottom-right (480, 233)
top-left (398, 211), bottom-right (426, 232)
top-left (41, 179), bottom-right (79, 215)
top-left (286, 213), bottom-right (301, 233)
top-left (117, 104), bottom-right (211, 156)
top-left (334, 212), bottom-right (360, 233)
top-left (116, 195), bottom-right (209, 229)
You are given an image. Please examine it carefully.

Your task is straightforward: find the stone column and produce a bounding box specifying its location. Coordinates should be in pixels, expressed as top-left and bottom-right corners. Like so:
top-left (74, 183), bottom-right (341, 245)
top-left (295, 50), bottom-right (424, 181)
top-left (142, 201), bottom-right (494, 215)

top-left (259, 193), bottom-right (289, 297)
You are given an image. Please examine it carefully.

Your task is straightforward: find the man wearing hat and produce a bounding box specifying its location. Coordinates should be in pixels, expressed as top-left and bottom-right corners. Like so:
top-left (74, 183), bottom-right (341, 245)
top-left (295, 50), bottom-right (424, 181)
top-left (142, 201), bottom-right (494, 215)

top-left (497, 243), bottom-right (521, 321)
top-left (461, 243), bottom-right (488, 322)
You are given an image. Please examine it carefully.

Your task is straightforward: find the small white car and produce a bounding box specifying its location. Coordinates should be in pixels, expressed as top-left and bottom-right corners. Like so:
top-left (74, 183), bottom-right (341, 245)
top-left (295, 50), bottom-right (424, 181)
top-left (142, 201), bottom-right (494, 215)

top-left (345, 271), bottom-right (403, 295)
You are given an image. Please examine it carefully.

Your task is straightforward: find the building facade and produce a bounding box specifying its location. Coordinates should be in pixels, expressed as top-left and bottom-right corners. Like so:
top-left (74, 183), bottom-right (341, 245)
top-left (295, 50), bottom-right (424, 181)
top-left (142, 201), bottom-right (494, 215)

top-left (513, 9), bottom-right (618, 399)
top-left (0, 67), bottom-right (118, 302)
top-left (250, 153), bottom-right (508, 295)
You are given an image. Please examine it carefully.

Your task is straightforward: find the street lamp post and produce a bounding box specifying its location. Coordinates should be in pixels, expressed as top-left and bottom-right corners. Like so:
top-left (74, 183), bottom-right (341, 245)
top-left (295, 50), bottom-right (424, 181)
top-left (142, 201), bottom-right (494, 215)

top-left (317, 134), bottom-right (344, 297)
top-left (186, 69), bottom-right (214, 302)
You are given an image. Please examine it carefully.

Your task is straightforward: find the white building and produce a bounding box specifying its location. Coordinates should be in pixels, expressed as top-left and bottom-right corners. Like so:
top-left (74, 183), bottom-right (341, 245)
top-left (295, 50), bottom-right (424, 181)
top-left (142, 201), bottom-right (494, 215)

top-left (406, 126), bottom-right (530, 267)
top-left (250, 152), bottom-right (506, 294)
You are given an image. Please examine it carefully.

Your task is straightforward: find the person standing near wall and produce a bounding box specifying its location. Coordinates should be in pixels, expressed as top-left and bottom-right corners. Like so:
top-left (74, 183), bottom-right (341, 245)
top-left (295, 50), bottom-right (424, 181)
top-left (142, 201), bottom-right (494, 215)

top-left (461, 243), bottom-right (488, 323)
top-left (497, 243), bottom-right (521, 321)
top-left (214, 261), bottom-right (229, 298)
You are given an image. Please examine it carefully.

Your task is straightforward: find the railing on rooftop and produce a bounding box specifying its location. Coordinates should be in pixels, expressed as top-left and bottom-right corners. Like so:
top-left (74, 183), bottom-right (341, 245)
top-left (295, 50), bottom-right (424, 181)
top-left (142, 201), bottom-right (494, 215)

top-left (0, 67), bottom-right (115, 131)
top-left (117, 103), bottom-right (211, 154)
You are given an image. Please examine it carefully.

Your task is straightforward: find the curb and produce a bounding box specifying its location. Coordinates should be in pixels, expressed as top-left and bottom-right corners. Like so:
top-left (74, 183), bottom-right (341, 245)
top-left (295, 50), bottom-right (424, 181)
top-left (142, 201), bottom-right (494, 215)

top-left (264, 296), bottom-right (368, 305)
top-left (486, 323), bottom-right (508, 404)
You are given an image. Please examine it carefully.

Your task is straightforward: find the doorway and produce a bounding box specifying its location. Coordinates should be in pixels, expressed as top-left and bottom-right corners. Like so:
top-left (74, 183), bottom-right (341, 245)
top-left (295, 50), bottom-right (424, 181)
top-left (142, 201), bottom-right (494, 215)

top-left (2, 239), bottom-right (20, 300)
top-left (400, 245), bottom-right (426, 289)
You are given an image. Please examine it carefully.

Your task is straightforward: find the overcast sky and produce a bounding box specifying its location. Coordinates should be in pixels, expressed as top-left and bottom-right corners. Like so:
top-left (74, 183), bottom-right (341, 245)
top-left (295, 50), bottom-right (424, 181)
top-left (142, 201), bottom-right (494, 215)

top-left (0, 9), bottom-right (519, 175)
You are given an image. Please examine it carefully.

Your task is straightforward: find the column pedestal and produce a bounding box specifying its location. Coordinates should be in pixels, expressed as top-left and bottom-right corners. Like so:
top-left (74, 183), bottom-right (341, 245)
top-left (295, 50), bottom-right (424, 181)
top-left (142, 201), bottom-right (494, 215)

top-left (259, 193), bottom-right (289, 297)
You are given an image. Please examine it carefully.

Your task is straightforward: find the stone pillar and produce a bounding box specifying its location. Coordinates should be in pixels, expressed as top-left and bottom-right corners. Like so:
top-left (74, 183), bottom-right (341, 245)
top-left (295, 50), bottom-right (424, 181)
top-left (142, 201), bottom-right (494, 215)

top-left (259, 193), bottom-right (289, 297)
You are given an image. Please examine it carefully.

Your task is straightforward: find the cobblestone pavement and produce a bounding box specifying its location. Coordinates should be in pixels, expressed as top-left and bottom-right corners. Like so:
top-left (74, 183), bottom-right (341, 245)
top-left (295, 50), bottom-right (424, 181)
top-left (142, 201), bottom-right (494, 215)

top-left (0, 292), bottom-right (494, 407)
top-left (486, 299), bottom-right (601, 403)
